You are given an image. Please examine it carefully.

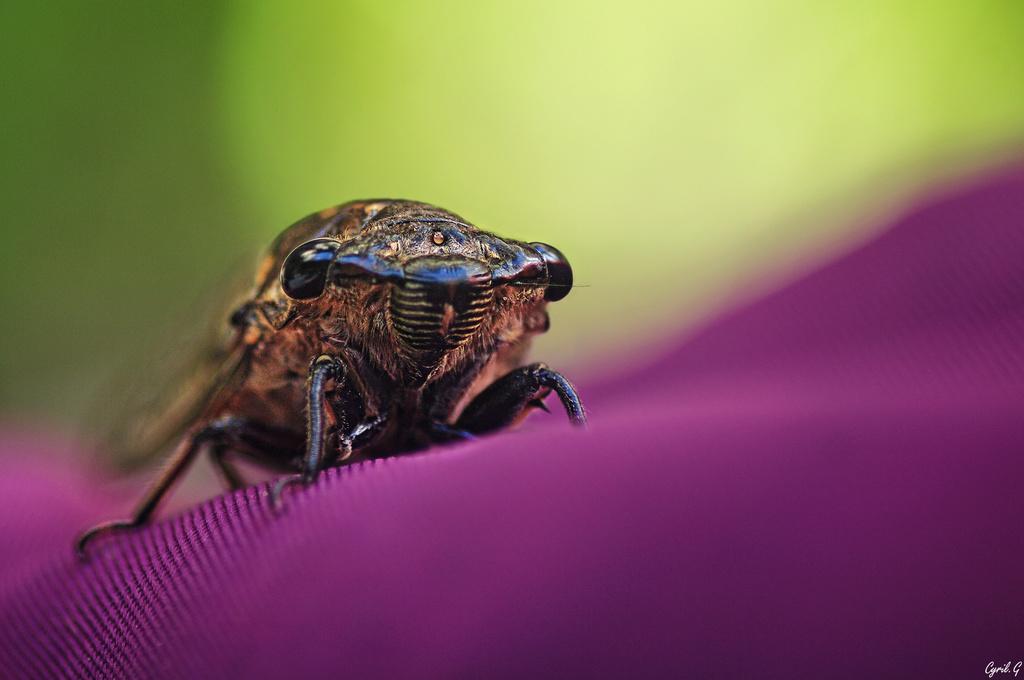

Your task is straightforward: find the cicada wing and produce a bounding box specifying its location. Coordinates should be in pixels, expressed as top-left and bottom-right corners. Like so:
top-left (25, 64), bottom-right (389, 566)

top-left (86, 256), bottom-right (261, 473)
top-left (97, 333), bottom-right (250, 472)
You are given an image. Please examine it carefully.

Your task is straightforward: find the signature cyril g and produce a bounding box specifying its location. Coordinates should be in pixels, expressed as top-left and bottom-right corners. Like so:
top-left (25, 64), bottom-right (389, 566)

top-left (987, 661), bottom-right (1023, 677)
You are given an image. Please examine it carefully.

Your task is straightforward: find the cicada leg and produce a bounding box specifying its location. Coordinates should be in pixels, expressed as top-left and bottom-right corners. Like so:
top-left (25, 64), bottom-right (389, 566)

top-left (269, 355), bottom-right (392, 507)
top-left (210, 443), bottom-right (247, 491)
top-left (75, 418), bottom-right (301, 559)
top-left (454, 362), bottom-right (587, 435)
top-left (270, 355), bottom-right (345, 507)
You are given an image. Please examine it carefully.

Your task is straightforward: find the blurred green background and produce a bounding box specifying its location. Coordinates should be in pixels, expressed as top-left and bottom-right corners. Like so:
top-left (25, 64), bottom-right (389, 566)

top-left (3, 0), bottom-right (1023, 428)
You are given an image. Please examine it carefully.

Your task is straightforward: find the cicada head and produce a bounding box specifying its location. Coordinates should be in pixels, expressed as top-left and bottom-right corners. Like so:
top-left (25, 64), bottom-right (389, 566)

top-left (271, 200), bottom-right (574, 385)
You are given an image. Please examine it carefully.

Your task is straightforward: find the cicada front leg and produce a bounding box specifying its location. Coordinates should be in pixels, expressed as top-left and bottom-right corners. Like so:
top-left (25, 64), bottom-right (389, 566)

top-left (454, 362), bottom-right (587, 435)
top-left (270, 355), bottom-right (352, 507)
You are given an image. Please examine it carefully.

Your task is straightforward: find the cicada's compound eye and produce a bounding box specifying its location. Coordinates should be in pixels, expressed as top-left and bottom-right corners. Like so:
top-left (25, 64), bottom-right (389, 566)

top-left (529, 242), bottom-right (573, 302)
top-left (281, 238), bottom-right (341, 300)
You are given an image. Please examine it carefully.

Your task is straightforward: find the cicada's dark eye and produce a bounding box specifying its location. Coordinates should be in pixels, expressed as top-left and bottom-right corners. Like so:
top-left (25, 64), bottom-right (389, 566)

top-left (530, 242), bottom-right (573, 301)
top-left (281, 239), bottom-right (341, 299)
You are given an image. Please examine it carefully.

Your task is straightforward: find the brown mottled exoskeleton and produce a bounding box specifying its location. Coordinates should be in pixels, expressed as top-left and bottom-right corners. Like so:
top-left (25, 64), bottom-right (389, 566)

top-left (77, 200), bottom-right (585, 556)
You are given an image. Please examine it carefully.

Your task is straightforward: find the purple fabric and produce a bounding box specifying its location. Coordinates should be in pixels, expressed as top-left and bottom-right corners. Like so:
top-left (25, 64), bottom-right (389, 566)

top-left (3, 166), bottom-right (1024, 679)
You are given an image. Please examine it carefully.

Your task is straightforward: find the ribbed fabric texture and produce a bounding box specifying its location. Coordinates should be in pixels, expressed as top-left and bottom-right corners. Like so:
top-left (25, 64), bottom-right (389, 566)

top-left (2, 165), bottom-right (1023, 678)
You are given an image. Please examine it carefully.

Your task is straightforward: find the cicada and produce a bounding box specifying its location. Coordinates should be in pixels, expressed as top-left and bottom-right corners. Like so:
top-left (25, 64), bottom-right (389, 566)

top-left (77, 199), bottom-right (586, 555)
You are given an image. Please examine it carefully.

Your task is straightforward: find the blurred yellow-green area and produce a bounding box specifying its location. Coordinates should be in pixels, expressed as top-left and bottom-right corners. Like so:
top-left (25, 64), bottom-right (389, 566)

top-left (2, 0), bottom-right (1023, 427)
